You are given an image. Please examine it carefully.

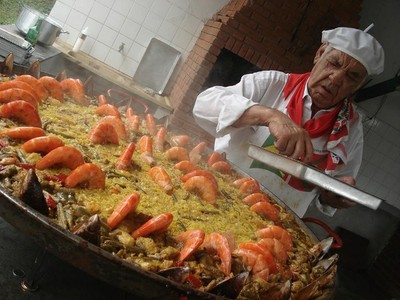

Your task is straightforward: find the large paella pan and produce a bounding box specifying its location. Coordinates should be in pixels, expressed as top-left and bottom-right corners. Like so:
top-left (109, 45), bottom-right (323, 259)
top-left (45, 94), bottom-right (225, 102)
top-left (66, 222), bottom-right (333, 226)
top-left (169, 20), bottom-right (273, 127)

top-left (0, 63), bottom-right (338, 299)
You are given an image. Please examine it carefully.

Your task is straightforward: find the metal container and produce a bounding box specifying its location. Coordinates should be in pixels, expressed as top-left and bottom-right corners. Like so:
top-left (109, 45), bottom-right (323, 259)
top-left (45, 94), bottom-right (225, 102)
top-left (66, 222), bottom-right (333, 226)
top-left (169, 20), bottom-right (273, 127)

top-left (15, 5), bottom-right (45, 35)
top-left (38, 17), bottom-right (67, 46)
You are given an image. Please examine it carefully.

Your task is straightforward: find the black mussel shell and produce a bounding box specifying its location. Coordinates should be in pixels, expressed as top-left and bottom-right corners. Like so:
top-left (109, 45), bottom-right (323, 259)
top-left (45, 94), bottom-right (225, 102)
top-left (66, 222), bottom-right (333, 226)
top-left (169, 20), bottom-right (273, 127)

top-left (19, 168), bottom-right (49, 216)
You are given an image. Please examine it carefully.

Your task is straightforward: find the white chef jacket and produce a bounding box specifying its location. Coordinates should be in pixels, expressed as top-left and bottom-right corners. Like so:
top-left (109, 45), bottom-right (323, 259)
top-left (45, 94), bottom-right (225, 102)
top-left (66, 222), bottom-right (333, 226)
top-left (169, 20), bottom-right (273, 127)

top-left (193, 71), bottom-right (363, 217)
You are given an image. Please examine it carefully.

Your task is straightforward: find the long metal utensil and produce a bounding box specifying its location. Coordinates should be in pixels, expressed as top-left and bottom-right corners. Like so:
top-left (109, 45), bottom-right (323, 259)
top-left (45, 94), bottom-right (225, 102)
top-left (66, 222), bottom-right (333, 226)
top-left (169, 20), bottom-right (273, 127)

top-left (248, 144), bottom-right (382, 210)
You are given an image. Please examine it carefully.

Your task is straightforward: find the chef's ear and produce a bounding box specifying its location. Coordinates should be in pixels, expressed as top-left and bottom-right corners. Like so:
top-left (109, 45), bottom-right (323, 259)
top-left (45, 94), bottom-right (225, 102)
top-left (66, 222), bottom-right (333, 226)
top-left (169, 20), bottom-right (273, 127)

top-left (313, 43), bottom-right (328, 64)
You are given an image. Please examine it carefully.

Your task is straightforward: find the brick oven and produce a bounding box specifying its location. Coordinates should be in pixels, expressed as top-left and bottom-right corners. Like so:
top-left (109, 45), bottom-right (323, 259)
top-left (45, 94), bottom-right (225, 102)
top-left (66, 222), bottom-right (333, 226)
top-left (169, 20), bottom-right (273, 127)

top-left (167, 0), bottom-right (362, 145)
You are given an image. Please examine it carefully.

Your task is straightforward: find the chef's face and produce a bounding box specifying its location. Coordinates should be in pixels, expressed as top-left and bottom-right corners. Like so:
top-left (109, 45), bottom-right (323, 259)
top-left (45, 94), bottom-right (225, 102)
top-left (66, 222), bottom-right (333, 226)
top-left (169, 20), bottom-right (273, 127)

top-left (308, 44), bottom-right (368, 109)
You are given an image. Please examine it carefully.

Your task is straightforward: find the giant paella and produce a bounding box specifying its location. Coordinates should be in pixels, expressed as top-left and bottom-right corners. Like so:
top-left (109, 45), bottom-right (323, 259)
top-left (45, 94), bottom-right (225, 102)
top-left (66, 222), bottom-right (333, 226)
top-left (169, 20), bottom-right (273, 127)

top-left (0, 70), bottom-right (337, 299)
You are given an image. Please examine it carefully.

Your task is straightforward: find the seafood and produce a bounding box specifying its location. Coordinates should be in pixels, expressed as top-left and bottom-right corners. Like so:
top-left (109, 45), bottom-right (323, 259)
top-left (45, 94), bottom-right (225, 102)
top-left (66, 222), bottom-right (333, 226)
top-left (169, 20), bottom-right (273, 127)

top-left (165, 146), bottom-right (190, 162)
top-left (95, 104), bottom-right (121, 118)
top-left (0, 88), bottom-right (39, 108)
top-left (97, 94), bottom-right (108, 105)
top-left (211, 160), bottom-right (232, 174)
top-left (35, 145), bottom-right (85, 170)
top-left (21, 135), bottom-right (64, 154)
top-left (19, 168), bottom-right (49, 216)
top-left (154, 126), bottom-right (166, 152)
top-left (238, 242), bottom-right (278, 273)
top-left (72, 214), bottom-right (101, 246)
top-left (126, 115), bottom-right (140, 132)
top-left (116, 142), bottom-right (136, 170)
top-left (148, 166), bottom-right (174, 195)
top-left (138, 135), bottom-right (156, 166)
top-left (234, 248), bottom-right (271, 280)
top-left (0, 80), bottom-right (41, 104)
top-left (64, 163), bottom-right (106, 189)
top-left (180, 169), bottom-right (218, 189)
top-left (258, 238), bottom-right (288, 263)
top-left (38, 76), bottom-right (64, 101)
top-left (0, 127), bottom-right (45, 140)
top-left (256, 225), bottom-right (293, 252)
top-left (98, 116), bottom-right (126, 140)
top-left (189, 141), bottom-right (206, 164)
top-left (88, 122), bottom-right (119, 145)
top-left (242, 192), bottom-right (270, 206)
top-left (183, 175), bottom-right (218, 204)
top-left (250, 201), bottom-right (280, 224)
top-left (145, 113), bottom-right (156, 136)
top-left (207, 151), bottom-right (224, 166)
top-left (60, 78), bottom-right (87, 105)
top-left (0, 100), bottom-right (41, 127)
top-left (175, 229), bottom-right (205, 262)
top-left (174, 160), bottom-right (197, 174)
top-left (107, 193), bottom-right (140, 230)
top-left (239, 178), bottom-right (261, 194)
top-left (170, 135), bottom-right (189, 147)
top-left (202, 232), bottom-right (232, 276)
top-left (126, 107), bottom-right (135, 118)
top-left (15, 74), bottom-right (49, 101)
top-left (131, 212), bottom-right (173, 238)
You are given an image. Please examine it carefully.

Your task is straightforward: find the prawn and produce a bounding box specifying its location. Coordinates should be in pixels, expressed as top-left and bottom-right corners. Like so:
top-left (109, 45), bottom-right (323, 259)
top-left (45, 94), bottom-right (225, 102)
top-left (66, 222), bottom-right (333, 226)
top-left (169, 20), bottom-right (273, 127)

top-left (0, 80), bottom-right (41, 104)
top-left (15, 74), bottom-right (49, 101)
top-left (35, 145), bottom-right (85, 170)
top-left (98, 94), bottom-right (108, 105)
top-left (165, 146), bottom-right (189, 162)
top-left (176, 229), bottom-right (205, 262)
top-left (174, 160), bottom-right (197, 174)
top-left (189, 141), bottom-right (206, 164)
top-left (0, 127), bottom-right (45, 140)
top-left (131, 212), bottom-right (173, 238)
top-left (170, 135), bottom-right (189, 147)
top-left (107, 193), bottom-right (140, 230)
top-left (256, 225), bottom-right (293, 252)
top-left (207, 151), bottom-right (225, 167)
top-left (38, 76), bottom-right (64, 101)
top-left (232, 177), bottom-right (252, 188)
top-left (88, 122), bottom-right (119, 145)
top-left (239, 178), bottom-right (260, 194)
top-left (0, 100), bottom-right (41, 127)
top-left (64, 163), bottom-right (106, 189)
top-left (126, 107), bottom-right (136, 118)
top-left (242, 192), bottom-right (270, 206)
top-left (145, 113), bottom-right (156, 136)
top-left (258, 238), bottom-right (288, 264)
top-left (233, 248), bottom-right (270, 281)
top-left (138, 135), bottom-right (156, 166)
top-left (202, 233), bottom-right (232, 276)
top-left (183, 175), bottom-right (217, 204)
top-left (126, 115), bottom-right (140, 132)
top-left (180, 169), bottom-right (218, 189)
top-left (237, 242), bottom-right (277, 273)
top-left (60, 78), bottom-right (87, 105)
top-left (99, 116), bottom-right (126, 140)
top-left (250, 201), bottom-right (280, 224)
top-left (116, 142), bottom-right (135, 170)
top-left (95, 104), bottom-right (121, 118)
top-left (21, 136), bottom-right (64, 154)
top-left (0, 88), bottom-right (38, 108)
top-left (148, 166), bottom-right (174, 195)
top-left (154, 126), bottom-right (166, 152)
top-left (210, 160), bottom-right (231, 174)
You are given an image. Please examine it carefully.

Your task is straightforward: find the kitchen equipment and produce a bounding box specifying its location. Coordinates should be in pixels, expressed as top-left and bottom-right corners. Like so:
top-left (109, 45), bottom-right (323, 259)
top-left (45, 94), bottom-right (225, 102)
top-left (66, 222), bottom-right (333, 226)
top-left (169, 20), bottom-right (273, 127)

top-left (15, 5), bottom-right (46, 35)
top-left (133, 38), bottom-right (181, 95)
top-left (37, 17), bottom-right (68, 46)
top-left (248, 144), bottom-right (383, 210)
top-left (0, 27), bottom-right (34, 63)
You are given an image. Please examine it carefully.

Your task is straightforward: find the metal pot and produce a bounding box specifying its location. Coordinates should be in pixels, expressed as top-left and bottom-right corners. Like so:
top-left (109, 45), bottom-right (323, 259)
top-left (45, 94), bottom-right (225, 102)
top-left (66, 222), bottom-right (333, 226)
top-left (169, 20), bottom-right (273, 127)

top-left (38, 17), bottom-right (68, 46)
top-left (15, 5), bottom-right (46, 35)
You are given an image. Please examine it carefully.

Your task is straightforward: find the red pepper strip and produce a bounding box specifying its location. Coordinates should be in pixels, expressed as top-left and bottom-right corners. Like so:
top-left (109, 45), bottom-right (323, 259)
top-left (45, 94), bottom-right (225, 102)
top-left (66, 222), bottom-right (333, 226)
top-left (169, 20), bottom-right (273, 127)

top-left (44, 173), bottom-right (68, 185)
top-left (18, 163), bottom-right (35, 170)
top-left (173, 261), bottom-right (185, 267)
top-left (187, 273), bottom-right (203, 288)
top-left (44, 194), bottom-right (57, 210)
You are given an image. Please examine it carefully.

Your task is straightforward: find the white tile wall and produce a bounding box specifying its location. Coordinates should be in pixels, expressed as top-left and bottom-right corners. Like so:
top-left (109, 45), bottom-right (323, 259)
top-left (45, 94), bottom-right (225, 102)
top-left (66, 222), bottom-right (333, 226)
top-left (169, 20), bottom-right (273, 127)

top-left (50, 0), bottom-right (229, 77)
top-left (357, 108), bottom-right (400, 210)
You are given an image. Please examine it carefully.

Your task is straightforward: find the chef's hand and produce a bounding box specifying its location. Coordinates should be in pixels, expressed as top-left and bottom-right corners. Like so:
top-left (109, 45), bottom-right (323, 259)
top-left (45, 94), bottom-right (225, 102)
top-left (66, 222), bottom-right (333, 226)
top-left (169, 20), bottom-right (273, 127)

top-left (319, 176), bottom-right (357, 209)
top-left (233, 105), bottom-right (314, 162)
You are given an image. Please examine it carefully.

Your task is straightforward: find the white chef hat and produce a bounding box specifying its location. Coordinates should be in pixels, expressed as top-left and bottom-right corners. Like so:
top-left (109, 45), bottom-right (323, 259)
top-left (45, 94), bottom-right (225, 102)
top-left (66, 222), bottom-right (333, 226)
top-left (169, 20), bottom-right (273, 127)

top-left (321, 26), bottom-right (385, 75)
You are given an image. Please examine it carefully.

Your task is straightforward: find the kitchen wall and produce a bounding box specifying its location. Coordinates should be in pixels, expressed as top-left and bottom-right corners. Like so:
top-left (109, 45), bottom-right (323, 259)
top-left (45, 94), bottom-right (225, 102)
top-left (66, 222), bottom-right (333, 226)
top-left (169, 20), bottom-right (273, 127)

top-left (49, 0), bottom-right (229, 77)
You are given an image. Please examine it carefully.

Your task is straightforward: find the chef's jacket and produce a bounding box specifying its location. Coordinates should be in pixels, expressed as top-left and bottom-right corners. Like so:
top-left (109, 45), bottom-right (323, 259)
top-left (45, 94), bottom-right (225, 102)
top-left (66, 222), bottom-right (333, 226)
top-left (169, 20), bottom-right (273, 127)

top-left (193, 71), bottom-right (363, 217)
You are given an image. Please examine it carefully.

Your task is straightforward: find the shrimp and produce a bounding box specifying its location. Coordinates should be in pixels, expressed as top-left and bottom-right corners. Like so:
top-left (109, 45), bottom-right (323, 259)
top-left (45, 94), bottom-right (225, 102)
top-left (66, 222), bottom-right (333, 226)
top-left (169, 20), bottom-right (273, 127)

top-left (189, 141), bottom-right (206, 164)
top-left (148, 166), bottom-right (174, 195)
top-left (64, 163), bottom-right (106, 189)
top-left (239, 178), bottom-right (260, 194)
top-left (60, 78), bottom-right (87, 105)
top-left (154, 126), bottom-right (166, 152)
top-left (176, 229), bottom-right (205, 262)
top-left (233, 248), bottom-right (270, 281)
top-left (131, 212), bottom-right (173, 238)
top-left (98, 94), bottom-right (108, 105)
top-left (35, 145), bottom-right (85, 170)
top-left (21, 136), bottom-right (64, 154)
top-left (174, 160), bottom-right (197, 174)
top-left (126, 107), bottom-right (136, 118)
top-left (207, 151), bottom-right (224, 167)
top-left (95, 104), bottom-right (121, 118)
top-left (232, 177), bottom-right (252, 188)
top-left (126, 115), bottom-right (140, 132)
top-left (202, 233), bottom-right (232, 276)
top-left (15, 74), bottom-right (49, 101)
top-left (258, 238), bottom-right (288, 264)
top-left (0, 100), bottom-right (41, 127)
top-left (170, 135), bottom-right (189, 147)
top-left (107, 193), bottom-right (140, 230)
top-left (180, 169), bottom-right (218, 190)
top-left (116, 142), bottom-right (135, 170)
top-left (38, 76), bottom-right (64, 101)
top-left (183, 175), bottom-right (217, 204)
top-left (138, 135), bottom-right (156, 166)
top-left (0, 88), bottom-right (38, 108)
top-left (256, 225), bottom-right (293, 252)
top-left (165, 146), bottom-right (189, 162)
top-left (210, 160), bottom-right (231, 174)
top-left (145, 113), bottom-right (156, 136)
top-left (0, 80), bottom-right (41, 104)
top-left (99, 116), bottom-right (126, 140)
top-left (242, 192), bottom-right (270, 206)
top-left (0, 126), bottom-right (45, 140)
top-left (88, 122), bottom-right (119, 145)
top-left (237, 242), bottom-right (277, 273)
top-left (250, 201), bottom-right (280, 223)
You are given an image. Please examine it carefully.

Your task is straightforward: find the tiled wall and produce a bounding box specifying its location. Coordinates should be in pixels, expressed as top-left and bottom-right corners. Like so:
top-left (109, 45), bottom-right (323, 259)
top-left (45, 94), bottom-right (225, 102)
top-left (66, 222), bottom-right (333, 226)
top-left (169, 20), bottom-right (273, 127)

top-left (49, 0), bottom-right (229, 77)
top-left (357, 108), bottom-right (400, 210)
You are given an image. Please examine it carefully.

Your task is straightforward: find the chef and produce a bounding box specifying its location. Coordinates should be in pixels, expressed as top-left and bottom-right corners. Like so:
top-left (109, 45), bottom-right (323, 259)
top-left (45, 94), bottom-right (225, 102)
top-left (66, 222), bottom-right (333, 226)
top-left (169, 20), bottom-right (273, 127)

top-left (193, 27), bottom-right (385, 217)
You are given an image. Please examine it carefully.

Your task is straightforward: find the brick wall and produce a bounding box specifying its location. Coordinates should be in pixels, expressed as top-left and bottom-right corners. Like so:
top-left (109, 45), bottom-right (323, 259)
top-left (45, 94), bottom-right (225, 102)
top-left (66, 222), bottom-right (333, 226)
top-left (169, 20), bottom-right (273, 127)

top-left (168, 0), bottom-right (362, 145)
